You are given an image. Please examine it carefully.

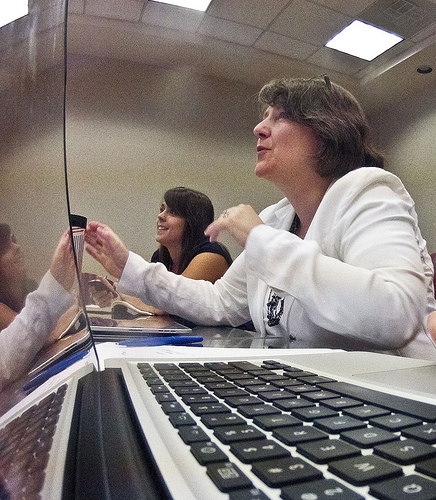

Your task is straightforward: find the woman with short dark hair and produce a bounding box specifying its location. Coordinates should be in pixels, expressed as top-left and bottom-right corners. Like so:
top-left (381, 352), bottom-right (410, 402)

top-left (85, 76), bottom-right (436, 360)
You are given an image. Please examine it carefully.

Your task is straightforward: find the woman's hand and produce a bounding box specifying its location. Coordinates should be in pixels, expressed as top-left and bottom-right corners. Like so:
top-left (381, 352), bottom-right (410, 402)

top-left (205, 204), bottom-right (263, 248)
top-left (50, 230), bottom-right (76, 291)
top-left (88, 277), bottom-right (119, 307)
top-left (85, 222), bottom-right (129, 280)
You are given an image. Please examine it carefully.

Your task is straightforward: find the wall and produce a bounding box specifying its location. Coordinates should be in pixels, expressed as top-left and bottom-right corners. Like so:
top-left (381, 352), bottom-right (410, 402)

top-left (65, 55), bottom-right (282, 276)
top-left (0, 63), bottom-right (69, 282)
top-left (372, 84), bottom-right (436, 254)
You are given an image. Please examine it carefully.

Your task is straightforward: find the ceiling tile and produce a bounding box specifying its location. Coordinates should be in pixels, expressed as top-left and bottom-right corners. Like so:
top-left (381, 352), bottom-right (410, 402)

top-left (68, 0), bottom-right (85, 14)
top-left (311, 0), bottom-right (376, 17)
top-left (86, 0), bottom-right (144, 22)
top-left (410, 20), bottom-right (436, 42)
top-left (360, 0), bottom-right (436, 38)
top-left (142, 2), bottom-right (205, 32)
top-left (269, 0), bottom-right (352, 46)
top-left (308, 46), bottom-right (367, 75)
top-left (207, 0), bottom-right (290, 29)
top-left (254, 31), bottom-right (318, 60)
top-left (198, 16), bottom-right (262, 45)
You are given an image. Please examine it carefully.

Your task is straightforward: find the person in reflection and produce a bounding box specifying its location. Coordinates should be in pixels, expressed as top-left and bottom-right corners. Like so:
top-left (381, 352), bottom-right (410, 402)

top-left (0, 230), bottom-right (76, 390)
top-left (0, 224), bottom-right (38, 331)
top-left (88, 187), bottom-right (233, 315)
top-left (85, 76), bottom-right (436, 360)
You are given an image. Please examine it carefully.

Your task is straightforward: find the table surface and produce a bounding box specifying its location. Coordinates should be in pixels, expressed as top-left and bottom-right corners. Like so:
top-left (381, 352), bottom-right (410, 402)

top-left (0, 322), bottom-right (319, 416)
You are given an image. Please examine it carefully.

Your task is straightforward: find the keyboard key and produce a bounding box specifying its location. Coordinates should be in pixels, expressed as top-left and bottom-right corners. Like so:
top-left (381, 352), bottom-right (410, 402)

top-left (174, 386), bottom-right (206, 396)
top-left (370, 413), bottom-right (422, 432)
top-left (229, 487), bottom-right (271, 499)
top-left (297, 438), bottom-right (361, 464)
top-left (416, 457), bottom-right (436, 479)
top-left (160, 401), bottom-right (184, 414)
top-left (374, 438), bottom-right (436, 465)
top-left (207, 462), bottom-right (252, 492)
top-left (229, 361), bottom-right (264, 372)
top-left (168, 412), bottom-right (196, 427)
top-left (282, 478), bottom-right (365, 500)
top-left (257, 390), bottom-right (296, 402)
top-left (247, 385), bottom-right (275, 394)
top-left (269, 379), bottom-right (301, 388)
top-left (230, 438), bottom-right (290, 463)
top-left (273, 398), bottom-right (313, 411)
top-left (238, 404), bottom-right (280, 418)
top-left (301, 389), bottom-right (338, 401)
top-left (214, 425), bottom-right (266, 444)
top-left (286, 384), bottom-right (320, 395)
top-left (314, 415), bottom-right (367, 433)
top-left (201, 413), bottom-right (246, 428)
top-left (402, 424), bottom-right (436, 444)
top-left (299, 376), bottom-right (335, 384)
top-left (178, 425), bottom-right (209, 444)
top-left (252, 414), bottom-right (301, 431)
top-left (149, 384), bottom-right (168, 394)
top-left (343, 405), bottom-right (390, 420)
top-left (178, 362), bottom-right (204, 371)
top-left (285, 370), bottom-right (316, 378)
top-left (190, 402), bottom-right (231, 415)
top-left (153, 362), bottom-right (178, 371)
top-left (251, 456), bottom-right (322, 487)
top-left (181, 394), bottom-right (218, 404)
top-left (369, 474), bottom-right (436, 500)
top-left (273, 425), bottom-right (328, 446)
top-left (190, 441), bottom-right (228, 465)
top-left (167, 379), bottom-right (199, 388)
top-left (236, 379), bottom-right (266, 388)
top-left (216, 389), bottom-right (250, 399)
top-left (320, 397), bottom-right (362, 410)
top-left (258, 373), bottom-right (288, 382)
top-left (341, 427), bottom-right (399, 448)
top-left (328, 454), bottom-right (402, 486)
top-left (155, 393), bottom-right (176, 403)
top-left (291, 406), bottom-right (338, 422)
top-left (204, 362), bottom-right (233, 371)
top-left (224, 395), bottom-right (264, 407)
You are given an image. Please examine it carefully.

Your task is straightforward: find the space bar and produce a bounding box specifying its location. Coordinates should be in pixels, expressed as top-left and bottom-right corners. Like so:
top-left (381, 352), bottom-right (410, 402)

top-left (318, 381), bottom-right (436, 422)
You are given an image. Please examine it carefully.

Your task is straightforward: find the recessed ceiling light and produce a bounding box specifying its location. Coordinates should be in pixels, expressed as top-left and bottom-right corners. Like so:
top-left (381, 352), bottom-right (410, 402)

top-left (0, 0), bottom-right (28, 29)
top-left (151, 0), bottom-right (212, 11)
top-left (325, 20), bottom-right (403, 61)
top-left (417, 65), bottom-right (432, 74)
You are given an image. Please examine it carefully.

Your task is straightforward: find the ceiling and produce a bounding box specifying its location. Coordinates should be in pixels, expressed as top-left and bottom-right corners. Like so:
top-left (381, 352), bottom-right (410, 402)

top-left (67, 0), bottom-right (436, 114)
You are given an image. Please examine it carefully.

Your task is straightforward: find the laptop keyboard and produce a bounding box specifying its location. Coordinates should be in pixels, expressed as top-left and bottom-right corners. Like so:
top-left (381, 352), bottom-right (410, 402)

top-left (0, 384), bottom-right (67, 500)
top-left (136, 359), bottom-right (436, 500)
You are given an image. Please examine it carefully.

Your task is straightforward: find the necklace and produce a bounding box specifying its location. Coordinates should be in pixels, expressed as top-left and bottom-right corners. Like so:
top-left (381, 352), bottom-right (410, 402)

top-left (289, 214), bottom-right (300, 235)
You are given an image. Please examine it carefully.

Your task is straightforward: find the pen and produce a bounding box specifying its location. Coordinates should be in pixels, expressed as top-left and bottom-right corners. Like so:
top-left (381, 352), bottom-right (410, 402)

top-left (117, 336), bottom-right (203, 347)
top-left (23, 349), bottom-right (89, 391)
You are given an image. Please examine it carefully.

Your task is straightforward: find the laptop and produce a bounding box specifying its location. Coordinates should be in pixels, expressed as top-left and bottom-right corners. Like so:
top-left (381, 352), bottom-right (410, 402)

top-left (87, 313), bottom-right (192, 341)
top-left (1, 332), bottom-right (436, 500)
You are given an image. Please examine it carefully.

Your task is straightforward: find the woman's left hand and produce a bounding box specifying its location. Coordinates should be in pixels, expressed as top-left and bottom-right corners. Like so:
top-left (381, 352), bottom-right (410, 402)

top-left (205, 204), bottom-right (263, 248)
top-left (50, 230), bottom-right (76, 291)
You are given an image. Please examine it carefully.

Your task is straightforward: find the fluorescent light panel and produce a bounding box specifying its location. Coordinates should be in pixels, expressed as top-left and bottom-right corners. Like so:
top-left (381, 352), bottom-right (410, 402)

top-left (152, 0), bottom-right (212, 12)
top-left (0, 0), bottom-right (28, 29)
top-left (325, 20), bottom-right (403, 61)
